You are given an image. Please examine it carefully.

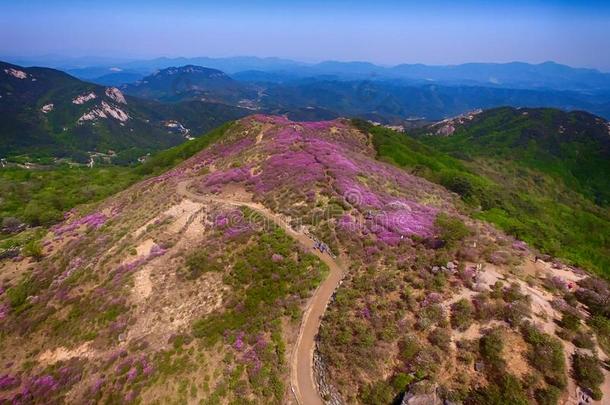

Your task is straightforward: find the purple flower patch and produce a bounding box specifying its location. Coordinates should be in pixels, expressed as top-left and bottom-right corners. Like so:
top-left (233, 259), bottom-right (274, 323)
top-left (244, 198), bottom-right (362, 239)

top-left (0, 374), bottom-right (20, 391)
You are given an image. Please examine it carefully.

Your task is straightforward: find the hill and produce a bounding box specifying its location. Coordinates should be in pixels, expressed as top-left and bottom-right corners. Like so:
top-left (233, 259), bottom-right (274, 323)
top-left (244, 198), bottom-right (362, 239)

top-left (0, 61), bottom-right (248, 161)
top-left (0, 115), bottom-right (608, 404)
top-left (421, 107), bottom-right (610, 206)
top-left (122, 65), bottom-right (259, 106)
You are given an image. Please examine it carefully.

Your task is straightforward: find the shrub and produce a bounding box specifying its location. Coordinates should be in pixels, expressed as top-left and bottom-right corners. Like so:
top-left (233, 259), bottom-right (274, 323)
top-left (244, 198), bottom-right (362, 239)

top-left (6, 277), bottom-right (37, 310)
top-left (451, 298), bottom-right (474, 331)
top-left (183, 250), bottom-right (223, 279)
top-left (572, 331), bottom-right (595, 350)
top-left (391, 372), bottom-right (413, 392)
top-left (503, 300), bottom-right (531, 327)
top-left (1, 217), bottom-right (23, 233)
top-left (440, 173), bottom-right (474, 198)
top-left (479, 328), bottom-right (505, 371)
top-left (521, 323), bottom-right (566, 389)
top-left (534, 386), bottom-right (562, 405)
top-left (588, 315), bottom-right (610, 355)
top-left (572, 352), bottom-right (604, 400)
top-left (434, 213), bottom-right (470, 248)
top-left (428, 328), bottom-right (452, 351)
top-left (559, 312), bottom-right (581, 332)
top-left (400, 335), bottom-right (421, 362)
top-left (467, 374), bottom-right (529, 405)
top-left (359, 380), bottom-right (395, 405)
top-left (503, 282), bottom-right (525, 303)
top-left (417, 304), bottom-right (446, 330)
top-left (23, 239), bottom-right (44, 260)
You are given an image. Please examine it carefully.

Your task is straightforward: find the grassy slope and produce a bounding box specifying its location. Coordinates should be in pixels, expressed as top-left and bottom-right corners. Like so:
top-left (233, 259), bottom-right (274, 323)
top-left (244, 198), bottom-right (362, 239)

top-left (353, 119), bottom-right (610, 277)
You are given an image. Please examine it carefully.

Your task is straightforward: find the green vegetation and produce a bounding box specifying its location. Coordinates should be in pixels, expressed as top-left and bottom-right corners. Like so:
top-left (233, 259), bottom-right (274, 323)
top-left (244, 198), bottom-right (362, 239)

top-left (359, 380), bottom-right (395, 405)
top-left (193, 227), bottom-right (326, 344)
top-left (572, 352), bottom-right (604, 401)
top-left (520, 322), bottom-right (567, 390)
top-left (479, 328), bottom-right (506, 371)
top-left (450, 298), bottom-right (474, 331)
top-left (354, 117), bottom-right (610, 277)
top-left (589, 315), bottom-right (610, 355)
top-left (468, 374), bottom-right (529, 405)
top-left (0, 123), bottom-right (234, 256)
top-left (0, 165), bottom-right (139, 226)
top-left (182, 249), bottom-right (224, 279)
top-left (434, 213), bottom-right (470, 247)
top-left (424, 108), bottom-right (610, 206)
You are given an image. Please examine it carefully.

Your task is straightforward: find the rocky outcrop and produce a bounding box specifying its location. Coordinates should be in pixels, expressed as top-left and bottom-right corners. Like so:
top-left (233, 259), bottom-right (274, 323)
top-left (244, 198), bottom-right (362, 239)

top-left (4, 68), bottom-right (28, 79)
top-left (78, 101), bottom-right (130, 123)
top-left (313, 348), bottom-right (344, 405)
top-left (105, 87), bottom-right (127, 104)
top-left (401, 384), bottom-right (442, 405)
top-left (72, 92), bottom-right (97, 105)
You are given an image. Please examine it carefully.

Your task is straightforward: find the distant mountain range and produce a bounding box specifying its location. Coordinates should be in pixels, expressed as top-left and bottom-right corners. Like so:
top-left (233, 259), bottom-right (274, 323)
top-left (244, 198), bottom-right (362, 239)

top-left (59, 61), bottom-right (609, 122)
top-left (2, 58), bottom-right (610, 162)
top-left (5, 55), bottom-right (610, 90)
top-left (24, 57), bottom-right (605, 121)
top-left (0, 61), bottom-right (248, 161)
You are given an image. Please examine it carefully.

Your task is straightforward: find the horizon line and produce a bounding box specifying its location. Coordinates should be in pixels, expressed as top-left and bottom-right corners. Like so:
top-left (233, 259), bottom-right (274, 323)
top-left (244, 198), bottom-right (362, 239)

top-left (1, 54), bottom-right (609, 73)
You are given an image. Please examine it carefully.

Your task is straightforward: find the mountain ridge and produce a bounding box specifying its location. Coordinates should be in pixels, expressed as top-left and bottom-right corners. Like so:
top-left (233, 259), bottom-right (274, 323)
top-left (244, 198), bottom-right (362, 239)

top-left (1, 115), bottom-right (608, 404)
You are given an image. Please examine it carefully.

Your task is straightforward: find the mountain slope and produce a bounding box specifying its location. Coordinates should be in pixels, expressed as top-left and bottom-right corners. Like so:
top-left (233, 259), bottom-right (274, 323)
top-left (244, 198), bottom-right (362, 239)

top-left (0, 61), bottom-right (249, 161)
top-left (356, 112), bottom-right (610, 275)
top-left (1, 116), bottom-right (608, 404)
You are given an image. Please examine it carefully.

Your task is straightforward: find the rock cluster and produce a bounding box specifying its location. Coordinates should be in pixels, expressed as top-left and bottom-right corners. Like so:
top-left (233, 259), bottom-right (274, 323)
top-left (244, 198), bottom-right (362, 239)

top-left (313, 349), bottom-right (344, 405)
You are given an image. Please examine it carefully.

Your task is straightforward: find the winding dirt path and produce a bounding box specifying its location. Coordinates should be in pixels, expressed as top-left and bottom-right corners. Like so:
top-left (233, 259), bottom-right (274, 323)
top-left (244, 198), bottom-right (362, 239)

top-left (176, 180), bottom-right (343, 405)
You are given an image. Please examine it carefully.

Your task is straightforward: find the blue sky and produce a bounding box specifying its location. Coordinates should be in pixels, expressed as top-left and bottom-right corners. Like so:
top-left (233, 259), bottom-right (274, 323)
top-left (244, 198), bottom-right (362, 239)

top-left (1, 0), bottom-right (610, 70)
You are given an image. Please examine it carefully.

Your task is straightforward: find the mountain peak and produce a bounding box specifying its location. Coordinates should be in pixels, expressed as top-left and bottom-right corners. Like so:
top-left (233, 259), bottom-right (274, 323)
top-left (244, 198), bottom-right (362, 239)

top-left (152, 65), bottom-right (228, 77)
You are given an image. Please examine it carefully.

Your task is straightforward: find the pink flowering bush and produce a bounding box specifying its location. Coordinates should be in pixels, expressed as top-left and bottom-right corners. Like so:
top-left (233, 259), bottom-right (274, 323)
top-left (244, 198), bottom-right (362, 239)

top-left (52, 212), bottom-right (107, 236)
top-left (0, 374), bottom-right (20, 391)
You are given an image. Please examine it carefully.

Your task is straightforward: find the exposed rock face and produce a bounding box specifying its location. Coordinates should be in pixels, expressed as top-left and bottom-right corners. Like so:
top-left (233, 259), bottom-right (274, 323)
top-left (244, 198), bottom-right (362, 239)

top-left (105, 87), bottom-right (127, 104)
top-left (78, 101), bottom-right (130, 123)
top-left (401, 386), bottom-right (442, 405)
top-left (72, 92), bottom-right (97, 104)
top-left (428, 109), bottom-right (482, 136)
top-left (4, 68), bottom-right (28, 79)
top-left (41, 103), bottom-right (54, 113)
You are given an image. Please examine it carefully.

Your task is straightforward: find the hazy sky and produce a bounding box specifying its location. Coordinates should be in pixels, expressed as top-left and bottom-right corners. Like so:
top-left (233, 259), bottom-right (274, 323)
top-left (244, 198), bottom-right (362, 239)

top-left (2, 0), bottom-right (610, 70)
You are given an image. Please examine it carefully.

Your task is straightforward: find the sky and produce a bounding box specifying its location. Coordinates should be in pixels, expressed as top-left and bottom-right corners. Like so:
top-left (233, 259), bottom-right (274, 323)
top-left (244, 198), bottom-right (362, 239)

top-left (1, 0), bottom-right (610, 70)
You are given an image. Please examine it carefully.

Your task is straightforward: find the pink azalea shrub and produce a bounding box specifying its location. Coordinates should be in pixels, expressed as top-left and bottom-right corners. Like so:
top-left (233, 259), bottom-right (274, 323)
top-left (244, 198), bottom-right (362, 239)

top-left (52, 212), bottom-right (107, 236)
top-left (0, 374), bottom-right (20, 390)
